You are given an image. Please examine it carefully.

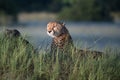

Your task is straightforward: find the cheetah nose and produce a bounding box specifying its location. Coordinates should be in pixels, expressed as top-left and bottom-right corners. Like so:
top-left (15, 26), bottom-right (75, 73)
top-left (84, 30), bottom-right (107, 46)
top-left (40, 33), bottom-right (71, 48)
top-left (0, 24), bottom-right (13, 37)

top-left (48, 31), bottom-right (51, 33)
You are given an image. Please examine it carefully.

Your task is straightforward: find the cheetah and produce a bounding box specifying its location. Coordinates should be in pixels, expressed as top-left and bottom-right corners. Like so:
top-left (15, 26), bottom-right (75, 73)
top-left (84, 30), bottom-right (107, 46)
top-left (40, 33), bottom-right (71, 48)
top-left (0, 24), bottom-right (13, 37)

top-left (47, 21), bottom-right (102, 58)
top-left (47, 21), bottom-right (74, 52)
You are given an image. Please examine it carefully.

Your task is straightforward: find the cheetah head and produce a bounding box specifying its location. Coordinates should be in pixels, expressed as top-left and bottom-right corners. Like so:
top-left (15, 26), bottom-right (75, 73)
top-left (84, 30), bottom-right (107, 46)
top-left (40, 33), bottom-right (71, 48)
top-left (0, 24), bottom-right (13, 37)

top-left (47, 21), bottom-right (67, 38)
top-left (4, 29), bottom-right (21, 38)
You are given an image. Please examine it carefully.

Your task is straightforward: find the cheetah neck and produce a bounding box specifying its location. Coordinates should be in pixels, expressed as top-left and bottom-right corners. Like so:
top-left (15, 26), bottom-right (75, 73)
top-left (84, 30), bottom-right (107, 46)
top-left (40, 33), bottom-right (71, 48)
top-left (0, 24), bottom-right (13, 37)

top-left (54, 33), bottom-right (69, 40)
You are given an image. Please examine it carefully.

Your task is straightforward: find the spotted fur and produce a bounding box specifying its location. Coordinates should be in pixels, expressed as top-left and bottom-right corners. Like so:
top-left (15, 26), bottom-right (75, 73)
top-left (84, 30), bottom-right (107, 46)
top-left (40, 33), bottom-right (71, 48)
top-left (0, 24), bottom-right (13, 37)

top-left (47, 21), bottom-right (103, 58)
top-left (47, 21), bottom-right (74, 51)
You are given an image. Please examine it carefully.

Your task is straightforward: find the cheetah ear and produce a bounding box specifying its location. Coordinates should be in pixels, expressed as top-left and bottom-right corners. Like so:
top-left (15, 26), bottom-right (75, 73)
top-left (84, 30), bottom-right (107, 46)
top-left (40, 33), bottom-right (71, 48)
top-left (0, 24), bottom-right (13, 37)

top-left (56, 21), bottom-right (65, 26)
top-left (61, 22), bottom-right (65, 26)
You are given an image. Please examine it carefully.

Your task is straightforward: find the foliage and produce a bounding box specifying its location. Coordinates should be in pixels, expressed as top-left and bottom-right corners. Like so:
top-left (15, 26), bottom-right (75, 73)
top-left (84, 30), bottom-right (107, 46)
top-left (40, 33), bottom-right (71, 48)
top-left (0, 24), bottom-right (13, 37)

top-left (0, 0), bottom-right (120, 21)
top-left (0, 0), bottom-right (18, 15)
top-left (0, 33), bottom-right (120, 80)
top-left (58, 0), bottom-right (112, 21)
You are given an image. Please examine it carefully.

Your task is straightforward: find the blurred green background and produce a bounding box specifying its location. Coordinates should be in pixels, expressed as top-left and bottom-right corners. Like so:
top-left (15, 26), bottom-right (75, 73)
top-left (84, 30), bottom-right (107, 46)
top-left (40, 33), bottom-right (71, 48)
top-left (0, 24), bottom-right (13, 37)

top-left (0, 0), bottom-right (120, 52)
top-left (0, 0), bottom-right (120, 24)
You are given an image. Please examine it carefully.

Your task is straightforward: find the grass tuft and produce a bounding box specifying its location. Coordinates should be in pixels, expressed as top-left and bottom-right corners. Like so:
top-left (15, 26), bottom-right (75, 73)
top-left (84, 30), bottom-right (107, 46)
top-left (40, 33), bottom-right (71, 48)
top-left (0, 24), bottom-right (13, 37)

top-left (0, 34), bottom-right (120, 80)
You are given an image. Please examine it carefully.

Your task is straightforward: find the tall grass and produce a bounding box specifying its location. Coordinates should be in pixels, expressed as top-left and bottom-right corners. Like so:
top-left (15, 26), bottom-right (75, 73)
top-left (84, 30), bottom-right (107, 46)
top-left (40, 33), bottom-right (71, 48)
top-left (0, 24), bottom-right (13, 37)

top-left (0, 35), bottom-right (120, 80)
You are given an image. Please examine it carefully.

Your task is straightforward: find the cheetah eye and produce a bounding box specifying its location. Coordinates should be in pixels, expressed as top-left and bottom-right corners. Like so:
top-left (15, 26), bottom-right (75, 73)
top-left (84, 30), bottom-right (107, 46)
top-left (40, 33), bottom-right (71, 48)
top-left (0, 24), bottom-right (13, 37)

top-left (53, 27), bottom-right (58, 30)
top-left (53, 27), bottom-right (57, 29)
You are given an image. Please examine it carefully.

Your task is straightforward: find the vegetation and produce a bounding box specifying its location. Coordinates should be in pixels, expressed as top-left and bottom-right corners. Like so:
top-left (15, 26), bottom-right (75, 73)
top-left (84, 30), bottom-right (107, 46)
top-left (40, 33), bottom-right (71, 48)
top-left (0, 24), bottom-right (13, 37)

top-left (0, 0), bottom-right (120, 21)
top-left (58, 0), bottom-right (112, 21)
top-left (0, 33), bottom-right (120, 80)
